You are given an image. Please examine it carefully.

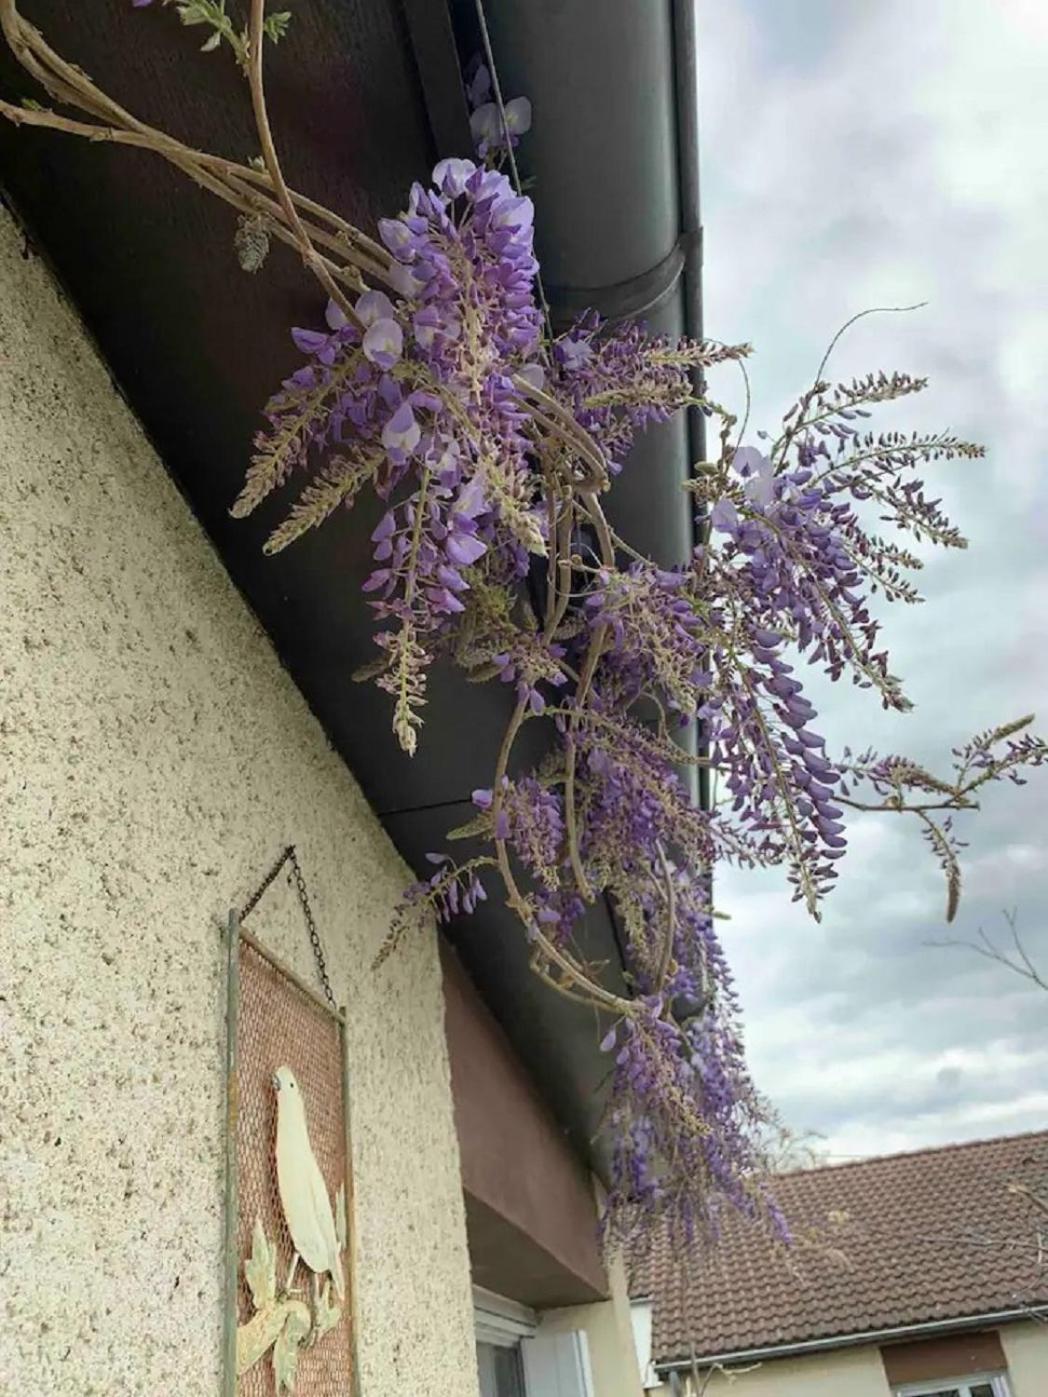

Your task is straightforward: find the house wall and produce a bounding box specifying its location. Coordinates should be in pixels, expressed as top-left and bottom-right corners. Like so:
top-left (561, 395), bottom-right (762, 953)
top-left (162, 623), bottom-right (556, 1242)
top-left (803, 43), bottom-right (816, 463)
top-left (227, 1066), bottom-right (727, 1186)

top-left (442, 942), bottom-right (606, 1307)
top-left (1000, 1320), bottom-right (1048, 1396)
top-left (0, 207), bottom-right (478, 1396)
top-left (532, 1251), bottom-right (643, 1397)
top-left (661, 1322), bottom-right (1048, 1397)
top-left (673, 1344), bottom-right (889, 1397)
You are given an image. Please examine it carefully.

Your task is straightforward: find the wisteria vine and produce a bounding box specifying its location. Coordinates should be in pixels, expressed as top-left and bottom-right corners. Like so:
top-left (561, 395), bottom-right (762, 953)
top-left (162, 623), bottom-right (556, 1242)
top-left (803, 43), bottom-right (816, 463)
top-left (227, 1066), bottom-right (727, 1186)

top-left (3, 0), bottom-right (1045, 1249)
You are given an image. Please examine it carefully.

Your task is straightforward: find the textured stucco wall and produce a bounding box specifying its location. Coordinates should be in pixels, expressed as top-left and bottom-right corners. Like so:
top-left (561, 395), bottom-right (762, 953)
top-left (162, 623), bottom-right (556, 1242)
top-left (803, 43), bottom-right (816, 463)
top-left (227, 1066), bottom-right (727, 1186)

top-left (1000, 1320), bottom-right (1048, 1397)
top-left (536, 1250), bottom-right (643, 1397)
top-left (0, 208), bottom-right (478, 1397)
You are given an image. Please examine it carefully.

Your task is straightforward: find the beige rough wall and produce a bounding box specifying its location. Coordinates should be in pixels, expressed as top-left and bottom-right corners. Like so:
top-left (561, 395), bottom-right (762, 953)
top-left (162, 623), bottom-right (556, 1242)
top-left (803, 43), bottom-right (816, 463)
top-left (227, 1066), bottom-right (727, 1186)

top-left (0, 208), bottom-right (478, 1397)
top-left (1000, 1320), bottom-right (1048, 1397)
top-left (686, 1343), bottom-right (888, 1397)
top-left (537, 1250), bottom-right (643, 1397)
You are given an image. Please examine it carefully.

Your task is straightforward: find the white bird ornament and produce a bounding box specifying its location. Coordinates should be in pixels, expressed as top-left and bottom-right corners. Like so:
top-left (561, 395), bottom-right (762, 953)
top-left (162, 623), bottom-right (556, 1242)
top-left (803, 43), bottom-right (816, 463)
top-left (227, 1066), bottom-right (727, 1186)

top-left (273, 1064), bottom-right (345, 1301)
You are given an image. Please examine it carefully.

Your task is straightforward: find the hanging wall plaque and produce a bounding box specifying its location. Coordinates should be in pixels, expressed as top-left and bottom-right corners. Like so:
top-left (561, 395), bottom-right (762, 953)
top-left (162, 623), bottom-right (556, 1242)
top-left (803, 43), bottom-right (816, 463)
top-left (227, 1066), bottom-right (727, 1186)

top-left (223, 863), bottom-right (357, 1397)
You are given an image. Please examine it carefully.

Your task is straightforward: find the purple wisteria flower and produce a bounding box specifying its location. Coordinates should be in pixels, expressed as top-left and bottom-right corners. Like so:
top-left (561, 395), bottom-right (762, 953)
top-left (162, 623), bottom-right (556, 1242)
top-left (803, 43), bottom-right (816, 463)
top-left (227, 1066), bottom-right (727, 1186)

top-left (552, 311), bottom-right (736, 474)
top-left (245, 156), bottom-right (548, 756)
top-left (230, 70), bottom-right (1044, 1260)
top-left (380, 402), bottom-right (419, 459)
top-left (470, 97), bottom-right (533, 159)
top-left (466, 60), bottom-right (492, 109)
top-left (734, 445), bottom-right (775, 509)
top-left (463, 57), bottom-right (532, 160)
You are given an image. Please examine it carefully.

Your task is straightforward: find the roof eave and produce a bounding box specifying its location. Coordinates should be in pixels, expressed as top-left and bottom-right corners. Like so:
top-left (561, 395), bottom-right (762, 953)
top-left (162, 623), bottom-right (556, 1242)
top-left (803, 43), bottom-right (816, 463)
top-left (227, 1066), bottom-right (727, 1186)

top-left (656, 1305), bottom-right (1048, 1372)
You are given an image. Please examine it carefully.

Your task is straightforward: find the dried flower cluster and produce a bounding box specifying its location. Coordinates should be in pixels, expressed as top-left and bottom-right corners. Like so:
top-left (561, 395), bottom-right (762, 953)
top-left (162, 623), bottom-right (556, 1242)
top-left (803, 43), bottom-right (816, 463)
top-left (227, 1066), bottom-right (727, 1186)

top-left (3, 0), bottom-right (1044, 1250)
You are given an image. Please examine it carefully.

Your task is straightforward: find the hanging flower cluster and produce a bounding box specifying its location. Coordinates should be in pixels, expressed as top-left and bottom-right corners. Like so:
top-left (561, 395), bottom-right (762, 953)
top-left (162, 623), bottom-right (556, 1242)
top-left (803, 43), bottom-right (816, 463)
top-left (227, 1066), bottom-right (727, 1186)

top-left (233, 155), bottom-right (546, 754)
top-left (243, 190), bottom-right (1047, 1245)
top-left (5, 0), bottom-right (1045, 1252)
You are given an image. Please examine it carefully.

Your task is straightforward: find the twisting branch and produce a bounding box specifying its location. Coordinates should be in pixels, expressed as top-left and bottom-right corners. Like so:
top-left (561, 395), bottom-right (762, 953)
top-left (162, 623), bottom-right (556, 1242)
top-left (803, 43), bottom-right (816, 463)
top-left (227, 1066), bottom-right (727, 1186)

top-left (0, 0), bottom-right (391, 290)
top-left (3, 1), bottom-right (1045, 1252)
top-left (245, 0), bottom-right (353, 320)
top-left (930, 910), bottom-right (1048, 993)
top-left (654, 843), bottom-right (677, 996)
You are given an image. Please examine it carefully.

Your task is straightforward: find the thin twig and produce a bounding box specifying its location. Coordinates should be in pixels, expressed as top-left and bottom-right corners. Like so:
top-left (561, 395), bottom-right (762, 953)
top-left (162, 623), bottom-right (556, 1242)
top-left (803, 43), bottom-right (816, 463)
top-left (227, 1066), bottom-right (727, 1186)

top-left (930, 911), bottom-right (1048, 992)
top-left (0, 0), bottom-right (389, 291)
top-left (813, 301), bottom-right (928, 388)
top-left (472, 0), bottom-right (554, 343)
top-left (654, 842), bottom-right (677, 995)
top-left (246, 0), bottom-right (354, 321)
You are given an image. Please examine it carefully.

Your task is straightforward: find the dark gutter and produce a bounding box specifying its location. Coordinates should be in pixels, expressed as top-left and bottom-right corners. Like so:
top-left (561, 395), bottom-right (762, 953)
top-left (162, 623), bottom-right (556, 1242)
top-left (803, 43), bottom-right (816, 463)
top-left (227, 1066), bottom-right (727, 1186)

top-left (673, 0), bottom-right (706, 465)
top-left (438, 0), bottom-right (714, 1156)
top-left (543, 237), bottom-right (687, 326)
top-left (463, 0), bottom-right (706, 788)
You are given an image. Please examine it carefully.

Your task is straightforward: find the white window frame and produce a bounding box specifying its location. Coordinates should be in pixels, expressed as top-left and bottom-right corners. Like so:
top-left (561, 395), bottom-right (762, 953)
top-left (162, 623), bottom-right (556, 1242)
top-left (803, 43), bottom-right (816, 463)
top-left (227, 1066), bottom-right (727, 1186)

top-left (893, 1372), bottom-right (1011, 1397)
top-left (473, 1285), bottom-right (539, 1349)
top-left (522, 1326), bottom-right (595, 1397)
top-left (472, 1286), bottom-right (596, 1397)
top-left (629, 1297), bottom-right (661, 1389)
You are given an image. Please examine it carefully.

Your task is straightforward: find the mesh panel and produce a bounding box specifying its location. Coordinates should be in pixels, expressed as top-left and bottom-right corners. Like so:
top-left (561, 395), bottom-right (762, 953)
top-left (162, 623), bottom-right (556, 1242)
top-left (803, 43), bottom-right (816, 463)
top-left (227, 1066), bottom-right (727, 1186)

top-left (236, 934), bottom-right (354, 1395)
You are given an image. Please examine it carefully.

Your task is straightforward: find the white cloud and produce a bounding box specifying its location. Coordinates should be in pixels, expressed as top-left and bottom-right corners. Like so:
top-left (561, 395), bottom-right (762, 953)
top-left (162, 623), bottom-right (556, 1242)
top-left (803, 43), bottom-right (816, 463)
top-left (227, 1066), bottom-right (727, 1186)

top-left (826, 1088), bottom-right (1048, 1160)
top-left (696, 0), bottom-right (1048, 1162)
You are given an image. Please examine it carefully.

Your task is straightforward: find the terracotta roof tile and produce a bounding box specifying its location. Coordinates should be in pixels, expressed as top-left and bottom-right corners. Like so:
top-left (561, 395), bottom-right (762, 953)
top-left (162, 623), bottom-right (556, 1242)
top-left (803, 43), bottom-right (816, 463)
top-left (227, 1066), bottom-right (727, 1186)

top-left (637, 1130), bottom-right (1048, 1365)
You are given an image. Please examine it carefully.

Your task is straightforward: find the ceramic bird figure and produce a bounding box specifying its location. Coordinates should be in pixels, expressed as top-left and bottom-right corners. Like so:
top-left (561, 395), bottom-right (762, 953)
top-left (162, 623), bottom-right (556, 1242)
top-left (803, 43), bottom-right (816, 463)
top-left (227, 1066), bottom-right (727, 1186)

top-left (273, 1065), bottom-right (345, 1299)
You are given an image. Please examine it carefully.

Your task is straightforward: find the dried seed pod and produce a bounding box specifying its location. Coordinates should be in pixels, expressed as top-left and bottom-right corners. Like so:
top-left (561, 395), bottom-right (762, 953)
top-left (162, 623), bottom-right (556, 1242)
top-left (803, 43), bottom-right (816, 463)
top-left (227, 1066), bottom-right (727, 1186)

top-left (234, 213), bottom-right (269, 274)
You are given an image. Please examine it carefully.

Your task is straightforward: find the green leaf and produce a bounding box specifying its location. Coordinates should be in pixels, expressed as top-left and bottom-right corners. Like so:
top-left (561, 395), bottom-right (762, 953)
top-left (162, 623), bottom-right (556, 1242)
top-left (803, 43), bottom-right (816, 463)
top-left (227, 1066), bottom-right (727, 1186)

top-left (446, 812), bottom-right (492, 842)
top-left (201, 29), bottom-right (222, 51)
top-left (243, 1217), bottom-right (276, 1310)
top-left (272, 1330), bottom-right (299, 1393)
top-left (273, 1304), bottom-right (311, 1393)
top-left (313, 1279), bottom-right (342, 1341)
top-left (463, 661), bottom-right (504, 683)
top-left (264, 11), bottom-right (292, 41)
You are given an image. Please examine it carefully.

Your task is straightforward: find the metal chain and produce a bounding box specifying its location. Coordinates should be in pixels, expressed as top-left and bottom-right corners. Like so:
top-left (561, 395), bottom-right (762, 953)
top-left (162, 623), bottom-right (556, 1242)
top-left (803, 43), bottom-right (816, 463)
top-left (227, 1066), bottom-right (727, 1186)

top-left (239, 845), bottom-right (336, 1009)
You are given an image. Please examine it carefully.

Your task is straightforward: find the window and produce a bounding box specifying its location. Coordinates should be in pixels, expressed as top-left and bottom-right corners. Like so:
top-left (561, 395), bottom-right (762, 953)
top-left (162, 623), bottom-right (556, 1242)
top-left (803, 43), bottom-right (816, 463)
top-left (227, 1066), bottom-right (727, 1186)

top-left (477, 1340), bottom-right (527, 1397)
top-left (472, 1285), bottom-right (596, 1397)
top-left (893, 1375), bottom-right (1011, 1397)
top-left (474, 1286), bottom-right (537, 1397)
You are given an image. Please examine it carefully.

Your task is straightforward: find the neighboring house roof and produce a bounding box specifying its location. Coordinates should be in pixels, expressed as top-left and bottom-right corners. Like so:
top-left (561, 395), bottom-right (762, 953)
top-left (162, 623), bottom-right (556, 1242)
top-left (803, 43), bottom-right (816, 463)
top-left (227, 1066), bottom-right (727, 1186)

top-left (637, 1129), bottom-right (1048, 1369)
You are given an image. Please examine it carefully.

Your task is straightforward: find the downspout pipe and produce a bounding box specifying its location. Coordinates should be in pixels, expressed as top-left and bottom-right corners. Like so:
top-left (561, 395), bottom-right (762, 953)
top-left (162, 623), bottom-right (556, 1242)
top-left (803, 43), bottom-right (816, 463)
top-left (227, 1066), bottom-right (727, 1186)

top-left (672, 0), bottom-right (711, 815)
top-left (463, 0), bottom-right (707, 806)
top-left (439, 0), bottom-right (712, 1167)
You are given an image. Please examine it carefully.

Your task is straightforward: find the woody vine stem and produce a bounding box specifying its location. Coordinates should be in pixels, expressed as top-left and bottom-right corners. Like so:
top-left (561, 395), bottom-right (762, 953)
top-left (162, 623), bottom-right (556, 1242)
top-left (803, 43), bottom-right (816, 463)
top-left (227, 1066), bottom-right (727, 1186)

top-left (3, 0), bottom-right (1045, 1246)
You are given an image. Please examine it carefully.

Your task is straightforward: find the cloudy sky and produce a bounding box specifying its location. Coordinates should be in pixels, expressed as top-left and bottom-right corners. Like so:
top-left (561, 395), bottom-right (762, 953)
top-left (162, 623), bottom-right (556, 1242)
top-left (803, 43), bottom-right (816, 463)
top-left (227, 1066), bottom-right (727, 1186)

top-left (696, 0), bottom-right (1048, 1159)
